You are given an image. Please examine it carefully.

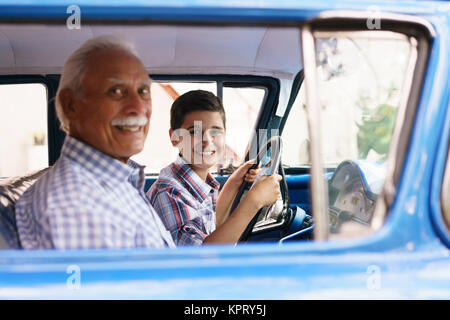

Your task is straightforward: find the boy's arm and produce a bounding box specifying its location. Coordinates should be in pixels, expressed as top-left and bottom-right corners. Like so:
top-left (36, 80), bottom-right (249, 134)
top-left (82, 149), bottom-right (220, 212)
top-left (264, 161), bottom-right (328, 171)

top-left (204, 174), bottom-right (281, 244)
top-left (215, 160), bottom-right (259, 226)
top-left (204, 195), bottom-right (259, 244)
top-left (150, 188), bottom-right (211, 246)
top-left (215, 179), bottom-right (240, 226)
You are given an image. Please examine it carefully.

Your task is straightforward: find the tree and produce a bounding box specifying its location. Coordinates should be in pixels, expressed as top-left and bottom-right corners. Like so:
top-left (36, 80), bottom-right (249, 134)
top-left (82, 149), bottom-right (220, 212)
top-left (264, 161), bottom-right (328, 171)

top-left (357, 102), bottom-right (396, 160)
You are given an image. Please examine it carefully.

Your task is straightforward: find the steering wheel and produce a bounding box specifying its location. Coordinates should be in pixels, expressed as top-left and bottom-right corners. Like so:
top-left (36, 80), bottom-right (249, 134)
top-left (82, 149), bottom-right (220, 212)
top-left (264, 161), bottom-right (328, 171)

top-left (229, 136), bottom-right (288, 242)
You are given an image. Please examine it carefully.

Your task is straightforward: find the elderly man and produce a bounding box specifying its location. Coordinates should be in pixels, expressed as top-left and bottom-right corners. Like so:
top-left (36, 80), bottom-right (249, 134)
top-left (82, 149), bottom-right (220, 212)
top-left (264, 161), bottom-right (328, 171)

top-left (15, 36), bottom-right (175, 249)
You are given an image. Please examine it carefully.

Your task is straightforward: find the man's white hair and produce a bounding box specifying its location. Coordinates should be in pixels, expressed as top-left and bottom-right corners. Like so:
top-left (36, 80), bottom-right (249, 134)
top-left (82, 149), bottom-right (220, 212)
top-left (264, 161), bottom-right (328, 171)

top-left (55, 35), bottom-right (140, 133)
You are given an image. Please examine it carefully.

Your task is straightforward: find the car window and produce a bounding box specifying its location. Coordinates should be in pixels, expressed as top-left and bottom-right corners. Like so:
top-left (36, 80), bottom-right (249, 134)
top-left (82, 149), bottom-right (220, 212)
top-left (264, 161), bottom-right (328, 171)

top-left (300, 32), bottom-right (414, 240)
top-left (131, 81), bottom-right (264, 175)
top-left (222, 87), bottom-right (265, 167)
top-left (283, 37), bottom-right (410, 168)
top-left (0, 83), bottom-right (48, 178)
top-left (282, 84), bottom-right (310, 167)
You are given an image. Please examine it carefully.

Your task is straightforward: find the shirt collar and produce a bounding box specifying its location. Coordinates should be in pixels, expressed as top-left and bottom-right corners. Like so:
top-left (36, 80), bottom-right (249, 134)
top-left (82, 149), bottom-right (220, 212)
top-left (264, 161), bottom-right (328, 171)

top-left (61, 136), bottom-right (145, 188)
top-left (174, 155), bottom-right (220, 198)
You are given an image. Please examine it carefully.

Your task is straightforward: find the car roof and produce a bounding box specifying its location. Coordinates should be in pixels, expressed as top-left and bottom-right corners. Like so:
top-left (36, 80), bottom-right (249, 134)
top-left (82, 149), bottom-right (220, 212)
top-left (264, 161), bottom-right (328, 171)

top-left (1, 0), bottom-right (446, 79)
top-left (0, 24), bottom-right (301, 79)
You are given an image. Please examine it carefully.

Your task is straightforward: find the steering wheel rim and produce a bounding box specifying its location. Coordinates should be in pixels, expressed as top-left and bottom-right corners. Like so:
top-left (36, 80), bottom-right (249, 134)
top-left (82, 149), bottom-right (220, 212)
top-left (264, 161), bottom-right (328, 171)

top-left (228, 136), bottom-right (285, 242)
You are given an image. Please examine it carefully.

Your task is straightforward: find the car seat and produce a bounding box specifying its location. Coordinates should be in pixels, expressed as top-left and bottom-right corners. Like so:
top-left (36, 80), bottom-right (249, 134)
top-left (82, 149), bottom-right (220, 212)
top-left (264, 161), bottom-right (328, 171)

top-left (0, 167), bottom-right (50, 249)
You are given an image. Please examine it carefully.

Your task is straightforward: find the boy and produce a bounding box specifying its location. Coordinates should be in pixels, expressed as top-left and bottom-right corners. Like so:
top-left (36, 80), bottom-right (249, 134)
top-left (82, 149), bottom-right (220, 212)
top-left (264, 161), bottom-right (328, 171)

top-left (147, 90), bottom-right (281, 245)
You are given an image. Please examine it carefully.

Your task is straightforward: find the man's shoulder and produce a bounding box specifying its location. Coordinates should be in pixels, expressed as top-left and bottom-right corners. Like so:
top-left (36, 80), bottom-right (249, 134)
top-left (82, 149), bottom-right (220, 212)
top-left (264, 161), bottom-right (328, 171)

top-left (17, 156), bottom-right (97, 208)
top-left (37, 156), bottom-right (89, 188)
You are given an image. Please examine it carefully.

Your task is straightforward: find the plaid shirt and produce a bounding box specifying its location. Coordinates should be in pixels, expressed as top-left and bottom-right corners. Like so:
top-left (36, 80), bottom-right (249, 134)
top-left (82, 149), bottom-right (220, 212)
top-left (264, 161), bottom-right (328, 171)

top-left (15, 136), bottom-right (175, 250)
top-left (147, 156), bottom-right (220, 246)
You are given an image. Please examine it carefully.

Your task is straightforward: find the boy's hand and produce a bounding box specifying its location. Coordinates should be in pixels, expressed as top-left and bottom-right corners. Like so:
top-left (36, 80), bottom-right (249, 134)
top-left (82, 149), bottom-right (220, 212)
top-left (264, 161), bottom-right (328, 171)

top-left (227, 159), bottom-right (260, 188)
top-left (247, 174), bottom-right (282, 209)
top-left (244, 164), bottom-right (260, 183)
top-left (217, 159), bottom-right (262, 225)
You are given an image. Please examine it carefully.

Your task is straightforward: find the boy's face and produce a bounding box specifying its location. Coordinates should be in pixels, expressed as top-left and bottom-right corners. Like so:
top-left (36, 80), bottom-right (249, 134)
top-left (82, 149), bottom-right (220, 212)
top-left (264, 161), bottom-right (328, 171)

top-left (171, 110), bottom-right (225, 173)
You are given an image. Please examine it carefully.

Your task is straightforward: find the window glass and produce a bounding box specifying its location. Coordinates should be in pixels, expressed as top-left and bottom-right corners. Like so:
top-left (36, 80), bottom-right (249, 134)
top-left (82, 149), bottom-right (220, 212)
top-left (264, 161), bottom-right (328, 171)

top-left (283, 37), bottom-right (410, 169)
top-left (0, 83), bottom-right (48, 178)
top-left (316, 34), bottom-right (412, 240)
top-left (316, 37), bottom-right (409, 165)
top-left (282, 84), bottom-right (310, 167)
top-left (222, 87), bottom-right (265, 167)
top-left (290, 32), bottom-right (413, 241)
top-left (131, 82), bottom-right (264, 174)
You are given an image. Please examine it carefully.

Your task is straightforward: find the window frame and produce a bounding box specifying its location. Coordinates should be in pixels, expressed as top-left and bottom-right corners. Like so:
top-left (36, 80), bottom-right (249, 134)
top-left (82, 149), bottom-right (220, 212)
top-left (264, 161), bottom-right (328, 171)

top-left (300, 12), bottom-right (435, 240)
top-left (435, 98), bottom-right (450, 247)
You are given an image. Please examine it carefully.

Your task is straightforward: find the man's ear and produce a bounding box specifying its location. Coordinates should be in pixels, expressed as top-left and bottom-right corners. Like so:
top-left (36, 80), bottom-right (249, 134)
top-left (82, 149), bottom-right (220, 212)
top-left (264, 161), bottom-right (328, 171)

top-left (59, 88), bottom-right (78, 120)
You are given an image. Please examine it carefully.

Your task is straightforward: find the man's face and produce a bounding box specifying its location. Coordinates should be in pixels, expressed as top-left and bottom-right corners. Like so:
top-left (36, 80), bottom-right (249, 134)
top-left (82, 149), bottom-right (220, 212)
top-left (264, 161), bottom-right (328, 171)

top-left (67, 49), bottom-right (152, 163)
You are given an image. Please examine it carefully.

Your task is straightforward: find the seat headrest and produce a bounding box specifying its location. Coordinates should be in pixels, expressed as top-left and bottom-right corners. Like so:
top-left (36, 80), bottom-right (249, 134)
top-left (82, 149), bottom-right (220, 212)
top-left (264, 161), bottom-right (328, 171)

top-left (0, 167), bottom-right (50, 249)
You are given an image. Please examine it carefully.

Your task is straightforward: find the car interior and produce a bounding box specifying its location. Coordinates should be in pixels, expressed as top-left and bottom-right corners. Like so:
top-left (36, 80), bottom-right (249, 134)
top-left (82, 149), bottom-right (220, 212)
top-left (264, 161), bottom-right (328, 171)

top-left (0, 20), bottom-right (407, 249)
top-left (0, 24), bottom-right (308, 248)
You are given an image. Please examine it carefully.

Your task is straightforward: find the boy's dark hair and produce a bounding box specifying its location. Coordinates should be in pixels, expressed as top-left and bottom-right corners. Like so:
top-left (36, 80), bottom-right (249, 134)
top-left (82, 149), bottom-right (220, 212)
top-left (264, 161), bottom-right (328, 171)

top-left (170, 90), bottom-right (226, 130)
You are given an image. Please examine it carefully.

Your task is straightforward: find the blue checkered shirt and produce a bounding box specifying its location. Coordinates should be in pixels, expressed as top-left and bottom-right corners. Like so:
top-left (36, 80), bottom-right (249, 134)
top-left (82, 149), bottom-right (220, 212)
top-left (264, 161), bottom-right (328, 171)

top-left (15, 136), bottom-right (175, 250)
top-left (147, 156), bottom-right (220, 246)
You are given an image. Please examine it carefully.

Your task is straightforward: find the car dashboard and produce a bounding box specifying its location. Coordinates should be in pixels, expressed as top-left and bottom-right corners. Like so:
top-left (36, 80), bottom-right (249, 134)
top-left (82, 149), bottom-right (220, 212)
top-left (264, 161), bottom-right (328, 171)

top-left (328, 160), bottom-right (386, 233)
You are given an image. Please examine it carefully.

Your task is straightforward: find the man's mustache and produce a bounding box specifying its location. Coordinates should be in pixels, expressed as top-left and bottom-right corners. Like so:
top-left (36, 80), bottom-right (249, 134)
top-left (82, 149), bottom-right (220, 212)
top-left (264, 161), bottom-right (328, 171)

top-left (111, 116), bottom-right (148, 126)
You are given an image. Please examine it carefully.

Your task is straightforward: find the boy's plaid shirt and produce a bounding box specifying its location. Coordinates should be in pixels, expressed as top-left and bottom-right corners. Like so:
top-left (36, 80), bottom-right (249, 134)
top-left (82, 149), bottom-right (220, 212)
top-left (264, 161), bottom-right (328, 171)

top-left (147, 156), bottom-right (220, 246)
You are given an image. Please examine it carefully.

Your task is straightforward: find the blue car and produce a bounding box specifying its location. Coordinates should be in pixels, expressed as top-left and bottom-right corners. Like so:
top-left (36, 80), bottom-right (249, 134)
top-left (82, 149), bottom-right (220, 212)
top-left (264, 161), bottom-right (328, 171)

top-left (0, 0), bottom-right (449, 300)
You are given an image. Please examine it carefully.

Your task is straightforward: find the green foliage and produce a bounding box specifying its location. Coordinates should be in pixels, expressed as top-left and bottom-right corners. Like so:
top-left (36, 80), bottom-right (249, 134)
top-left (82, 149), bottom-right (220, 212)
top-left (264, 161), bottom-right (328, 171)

top-left (32, 132), bottom-right (46, 146)
top-left (357, 103), bottom-right (396, 160)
